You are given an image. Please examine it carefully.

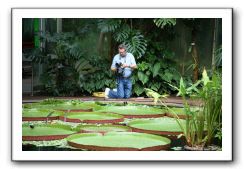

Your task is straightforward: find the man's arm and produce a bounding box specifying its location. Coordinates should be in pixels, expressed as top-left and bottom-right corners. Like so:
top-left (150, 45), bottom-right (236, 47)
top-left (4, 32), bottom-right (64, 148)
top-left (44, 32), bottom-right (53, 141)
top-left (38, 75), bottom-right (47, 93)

top-left (121, 53), bottom-right (137, 69)
top-left (129, 64), bottom-right (137, 69)
top-left (111, 55), bottom-right (117, 72)
top-left (129, 54), bottom-right (137, 69)
top-left (122, 64), bottom-right (137, 69)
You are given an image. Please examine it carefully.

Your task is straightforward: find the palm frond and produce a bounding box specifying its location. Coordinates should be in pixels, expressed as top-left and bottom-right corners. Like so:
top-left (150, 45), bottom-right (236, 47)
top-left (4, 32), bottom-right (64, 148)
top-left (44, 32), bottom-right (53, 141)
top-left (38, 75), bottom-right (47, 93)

top-left (97, 19), bottom-right (122, 33)
top-left (153, 18), bottom-right (176, 28)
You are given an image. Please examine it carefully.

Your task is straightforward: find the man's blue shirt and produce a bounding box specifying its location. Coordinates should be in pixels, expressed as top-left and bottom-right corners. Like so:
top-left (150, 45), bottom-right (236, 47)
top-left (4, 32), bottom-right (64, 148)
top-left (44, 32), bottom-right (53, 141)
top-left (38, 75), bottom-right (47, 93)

top-left (111, 52), bottom-right (136, 78)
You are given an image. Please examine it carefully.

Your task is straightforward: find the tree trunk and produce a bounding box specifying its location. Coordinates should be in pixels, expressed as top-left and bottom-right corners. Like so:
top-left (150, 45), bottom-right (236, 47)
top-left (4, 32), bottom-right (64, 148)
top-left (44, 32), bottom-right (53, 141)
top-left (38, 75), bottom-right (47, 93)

top-left (109, 33), bottom-right (115, 63)
top-left (57, 18), bottom-right (62, 33)
top-left (191, 28), bottom-right (199, 82)
top-left (211, 18), bottom-right (218, 72)
top-left (97, 32), bottom-right (104, 54)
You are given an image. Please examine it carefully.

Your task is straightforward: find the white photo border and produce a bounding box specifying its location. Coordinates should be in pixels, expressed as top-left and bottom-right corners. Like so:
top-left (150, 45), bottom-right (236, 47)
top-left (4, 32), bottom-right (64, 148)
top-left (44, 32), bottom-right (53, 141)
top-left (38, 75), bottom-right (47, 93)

top-left (12, 8), bottom-right (232, 161)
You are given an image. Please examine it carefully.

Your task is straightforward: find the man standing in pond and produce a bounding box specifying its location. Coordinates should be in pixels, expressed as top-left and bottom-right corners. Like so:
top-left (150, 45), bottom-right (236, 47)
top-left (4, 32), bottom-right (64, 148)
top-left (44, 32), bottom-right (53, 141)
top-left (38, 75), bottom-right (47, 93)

top-left (105, 44), bottom-right (137, 99)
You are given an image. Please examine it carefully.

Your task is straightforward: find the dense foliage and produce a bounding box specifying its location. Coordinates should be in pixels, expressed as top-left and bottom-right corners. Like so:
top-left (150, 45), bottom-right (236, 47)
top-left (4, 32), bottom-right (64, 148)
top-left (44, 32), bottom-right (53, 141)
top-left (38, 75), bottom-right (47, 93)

top-left (24, 18), bottom-right (220, 97)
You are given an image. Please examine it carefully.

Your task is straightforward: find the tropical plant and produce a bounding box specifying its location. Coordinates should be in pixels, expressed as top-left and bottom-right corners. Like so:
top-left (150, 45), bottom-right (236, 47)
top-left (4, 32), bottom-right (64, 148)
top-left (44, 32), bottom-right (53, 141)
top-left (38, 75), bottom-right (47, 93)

top-left (199, 70), bottom-right (222, 145)
top-left (144, 88), bottom-right (168, 104)
top-left (153, 18), bottom-right (176, 28)
top-left (170, 69), bottom-right (222, 148)
top-left (132, 53), bottom-right (181, 96)
top-left (98, 19), bottom-right (122, 33)
top-left (26, 31), bottom-right (97, 96)
top-left (97, 18), bottom-right (147, 58)
top-left (170, 77), bottom-right (206, 148)
top-left (146, 69), bottom-right (222, 148)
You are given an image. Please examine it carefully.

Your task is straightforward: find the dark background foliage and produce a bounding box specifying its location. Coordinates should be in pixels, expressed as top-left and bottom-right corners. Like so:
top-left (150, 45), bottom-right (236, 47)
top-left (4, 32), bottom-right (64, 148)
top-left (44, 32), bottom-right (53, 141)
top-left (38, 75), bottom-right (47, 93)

top-left (22, 18), bottom-right (222, 96)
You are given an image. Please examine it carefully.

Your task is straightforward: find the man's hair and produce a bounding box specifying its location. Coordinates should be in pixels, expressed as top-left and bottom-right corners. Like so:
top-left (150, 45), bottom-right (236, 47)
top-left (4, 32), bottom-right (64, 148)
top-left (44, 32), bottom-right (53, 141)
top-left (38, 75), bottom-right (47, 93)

top-left (118, 44), bottom-right (127, 51)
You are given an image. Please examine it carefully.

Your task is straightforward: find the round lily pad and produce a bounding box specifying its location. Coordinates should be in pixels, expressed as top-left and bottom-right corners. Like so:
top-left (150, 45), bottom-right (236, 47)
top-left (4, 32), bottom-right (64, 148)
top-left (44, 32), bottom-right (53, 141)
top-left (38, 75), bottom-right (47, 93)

top-left (67, 132), bottom-right (171, 151)
top-left (97, 106), bottom-right (165, 118)
top-left (78, 124), bottom-right (132, 133)
top-left (22, 124), bottom-right (78, 141)
top-left (22, 108), bottom-right (64, 121)
top-left (23, 101), bottom-right (103, 112)
top-left (128, 117), bottom-right (186, 136)
top-left (41, 103), bottom-right (93, 112)
top-left (59, 112), bottom-right (124, 124)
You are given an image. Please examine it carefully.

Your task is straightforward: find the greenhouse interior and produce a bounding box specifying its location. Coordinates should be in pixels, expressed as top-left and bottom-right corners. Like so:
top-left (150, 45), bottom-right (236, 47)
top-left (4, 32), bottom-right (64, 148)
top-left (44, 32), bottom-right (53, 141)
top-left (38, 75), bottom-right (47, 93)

top-left (22, 18), bottom-right (222, 151)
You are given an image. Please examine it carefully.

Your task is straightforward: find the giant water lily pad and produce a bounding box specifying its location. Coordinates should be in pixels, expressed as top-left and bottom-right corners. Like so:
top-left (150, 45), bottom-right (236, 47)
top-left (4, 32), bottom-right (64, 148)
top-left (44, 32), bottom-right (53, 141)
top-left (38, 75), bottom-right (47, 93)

top-left (67, 132), bottom-right (171, 151)
top-left (22, 124), bottom-right (78, 141)
top-left (23, 101), bottom-right (103, 112)
top-left (97, 106), bottom-right (165, 118)
top-left (128, 117), bottom-right (186, 136)
top-left (60, 112), bottom-right (124, 124)
top-left (78, 124), bottom-right (132, 133)
top-left (22, 108), bottom-right (64, 121)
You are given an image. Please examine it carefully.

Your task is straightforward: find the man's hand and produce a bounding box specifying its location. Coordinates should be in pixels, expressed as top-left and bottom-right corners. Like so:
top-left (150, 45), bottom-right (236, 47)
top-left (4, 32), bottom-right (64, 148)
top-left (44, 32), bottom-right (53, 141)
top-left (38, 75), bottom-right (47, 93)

top-left (122, 63), bottom-right (129, 68)
top-left (111, 67), bottom-right (117, 72)
top-left (121, 64), bottom-right (137, 69)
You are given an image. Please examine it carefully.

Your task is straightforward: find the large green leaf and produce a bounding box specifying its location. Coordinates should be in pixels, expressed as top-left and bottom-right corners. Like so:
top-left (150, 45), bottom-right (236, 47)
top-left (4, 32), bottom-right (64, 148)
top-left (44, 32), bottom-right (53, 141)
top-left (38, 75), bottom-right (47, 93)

top-left (113, 25), bottom-right (131, 42)
top-left (75, 59), bottom-right (96, 75)
top-left (124, 32), bottom-right (147, 58)
top-left (178, 77), bottom-right (186, 96)
top-left (134, 84), bottom-right (144, 96)
top-left (153, 18), bottom-right (176, 28)
top-left (152, 62), bottom-right (161, 77)
top-left (98, 19), bottom-right (122, 33)
top-left (162, 71), bottom-right (174, 82)
top-left (202, 68), bottom-right (210, 86)
top-left (138, 71), bottom-right (149, 85)
top-left (150, 82), bottom-right (161, 91)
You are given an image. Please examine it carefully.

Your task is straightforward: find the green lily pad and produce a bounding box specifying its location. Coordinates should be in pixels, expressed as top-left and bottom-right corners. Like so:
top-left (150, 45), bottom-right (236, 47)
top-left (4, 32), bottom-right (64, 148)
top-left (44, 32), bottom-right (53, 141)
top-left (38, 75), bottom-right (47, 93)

top-left (67, 132), bottom-right (171, 150)
top-left (128, 117), bottom-right (186, 135)
top-left (22, 124), bottom-right (78, 141)
top-left (22, 108), bottom-right (63, 118)
top-left (97, 106), bottom-right (165, 118)
top-left (23, 101), bottom-right (103, 112)
top-left (78, 124), bottom-right (132, 133)
top-left (61, 112), bottom-right (124, 123)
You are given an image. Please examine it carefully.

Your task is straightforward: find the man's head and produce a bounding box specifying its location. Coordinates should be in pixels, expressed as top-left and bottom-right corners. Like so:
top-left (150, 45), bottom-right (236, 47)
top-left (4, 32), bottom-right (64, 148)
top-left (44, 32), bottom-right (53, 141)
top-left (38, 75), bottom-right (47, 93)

top-left (118, 44), bottom-right (127, 57)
